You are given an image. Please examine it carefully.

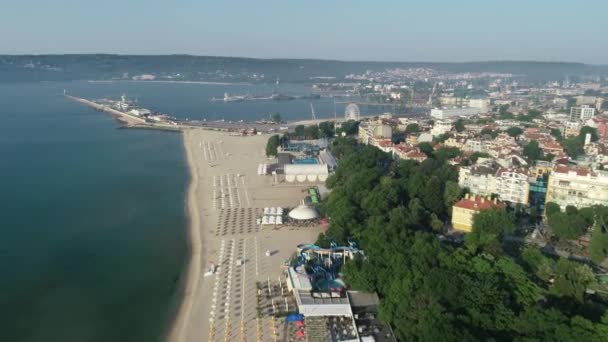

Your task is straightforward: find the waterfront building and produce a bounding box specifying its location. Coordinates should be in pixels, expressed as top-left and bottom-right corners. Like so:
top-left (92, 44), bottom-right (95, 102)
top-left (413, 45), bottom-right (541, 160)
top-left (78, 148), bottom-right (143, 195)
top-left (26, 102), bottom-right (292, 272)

top-left (545, 165), bottom-right (608, 210)
top-left (451, 194), bottom-right (505, 232)
top-left (430, 107), bottom-right (481, 120)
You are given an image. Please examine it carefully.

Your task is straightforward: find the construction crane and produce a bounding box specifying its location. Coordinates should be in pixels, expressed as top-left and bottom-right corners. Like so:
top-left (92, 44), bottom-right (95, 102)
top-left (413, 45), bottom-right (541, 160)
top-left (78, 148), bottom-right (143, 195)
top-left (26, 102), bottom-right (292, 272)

top-left (310, 103), bottom-right (317, 125)
top-left (428, 82), bottom-right (437, 106)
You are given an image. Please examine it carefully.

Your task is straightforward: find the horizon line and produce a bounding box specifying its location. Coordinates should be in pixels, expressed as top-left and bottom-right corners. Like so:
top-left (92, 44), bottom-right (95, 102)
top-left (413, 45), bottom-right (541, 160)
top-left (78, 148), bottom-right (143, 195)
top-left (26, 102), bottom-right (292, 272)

top-left (0, 53), bottom-right (604, 66)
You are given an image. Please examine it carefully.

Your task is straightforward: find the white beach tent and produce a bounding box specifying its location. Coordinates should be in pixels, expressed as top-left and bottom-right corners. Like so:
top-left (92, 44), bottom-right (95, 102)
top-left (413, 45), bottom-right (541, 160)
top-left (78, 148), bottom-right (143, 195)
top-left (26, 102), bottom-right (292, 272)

top-left (288, 204), bottom-right (320, 221)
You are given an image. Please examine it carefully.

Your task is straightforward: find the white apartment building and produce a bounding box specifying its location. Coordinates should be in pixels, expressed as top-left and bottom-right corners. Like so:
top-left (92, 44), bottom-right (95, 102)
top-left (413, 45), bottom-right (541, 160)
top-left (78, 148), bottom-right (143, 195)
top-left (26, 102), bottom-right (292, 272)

top-left (430, 119), bottom-right (453, 137)
top-left (468, 98), bottom-right (490, 112)
top-left (458, 164), bottom-right (498, 197)
top-left (431, 107), bottom-right (481, 120)
top-left (459, 164), bottom-right (530, 205)
top-left (569, 105), bottom-right (595, 121)
top-left (545, 165), bottom-right (608, 210)
top-left (463, 139), bottom-right (484, 153)
top-left (494, 168), bottom-right (530, 205)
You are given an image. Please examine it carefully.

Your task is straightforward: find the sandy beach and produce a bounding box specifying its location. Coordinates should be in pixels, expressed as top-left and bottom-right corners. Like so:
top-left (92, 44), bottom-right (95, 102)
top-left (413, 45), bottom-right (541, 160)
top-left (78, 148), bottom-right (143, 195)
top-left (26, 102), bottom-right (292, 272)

top-left (167, 128), bottom-right (320, 342)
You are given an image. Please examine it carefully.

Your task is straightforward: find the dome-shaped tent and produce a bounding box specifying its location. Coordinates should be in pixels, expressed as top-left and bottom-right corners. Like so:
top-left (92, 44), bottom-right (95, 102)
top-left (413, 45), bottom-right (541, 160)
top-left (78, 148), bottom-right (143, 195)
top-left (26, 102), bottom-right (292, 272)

top-left (288, 204), bottom-right (319, 221)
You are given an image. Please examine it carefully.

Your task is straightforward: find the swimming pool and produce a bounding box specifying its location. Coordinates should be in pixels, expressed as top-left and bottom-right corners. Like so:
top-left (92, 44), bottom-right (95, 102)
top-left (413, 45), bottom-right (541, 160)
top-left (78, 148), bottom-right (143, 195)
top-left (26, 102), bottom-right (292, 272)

top-left (293, 158), bottom-right (318, 164)
top-left (316, 278), bottom-right (345, 292)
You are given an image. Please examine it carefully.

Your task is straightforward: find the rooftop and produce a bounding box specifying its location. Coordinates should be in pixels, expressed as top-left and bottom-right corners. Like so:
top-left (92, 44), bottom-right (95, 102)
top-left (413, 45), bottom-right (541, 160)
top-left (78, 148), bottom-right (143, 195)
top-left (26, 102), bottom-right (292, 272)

top-left (453, 194), bottom-right (505, 211)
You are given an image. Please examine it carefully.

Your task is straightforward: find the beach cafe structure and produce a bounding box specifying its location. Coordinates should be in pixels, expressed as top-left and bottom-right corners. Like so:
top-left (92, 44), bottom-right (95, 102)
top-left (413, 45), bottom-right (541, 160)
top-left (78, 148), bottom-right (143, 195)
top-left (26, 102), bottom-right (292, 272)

top-left (284, 164), bottom-right (329, 183)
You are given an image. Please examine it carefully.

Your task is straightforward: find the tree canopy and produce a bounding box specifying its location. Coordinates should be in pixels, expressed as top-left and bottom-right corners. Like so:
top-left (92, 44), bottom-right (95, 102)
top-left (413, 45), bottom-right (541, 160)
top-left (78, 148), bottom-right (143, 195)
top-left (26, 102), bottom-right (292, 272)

top-left (405, 123), bottom-right (421, 133)
top-left (506, 126), bottom-right (524, 138)
top-left (319, 143), bottom-right (608, 341)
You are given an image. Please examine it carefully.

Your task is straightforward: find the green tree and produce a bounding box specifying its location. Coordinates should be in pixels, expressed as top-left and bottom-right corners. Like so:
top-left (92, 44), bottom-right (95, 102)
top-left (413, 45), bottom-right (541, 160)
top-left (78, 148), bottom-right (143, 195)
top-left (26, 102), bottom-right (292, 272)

top-left (506, 126), bottom-right (524, 138)
top-left (550, 128), bottom-right (563, 142)
top-left (523, 140), bottom-right (543, 162)
top-left (330, 136), bottom-right (357, 159)
top-left (563, 136), bottom-right (584, 159)
top-left (418, 142), bottom-right (434, 157)
top-left (443, 181), bottom-right (462, 216)
top-left (433, 133), bottom-right (451, 144)
top-left (454, 119), bottom-right (466, 132)
top-left (521, 247), bottom-right (555, 282)
top-left (294, 124), bottom-right (305, 137)
top-left (552, 259), bottom-right (596, 302)
top-left (318, 121), bottom-right (335, 138)
top-left (499, 104), bottom-right (510, 114)
top-left (433, 147), bottom-right (461, 161)
top-left (430, 213), bottom-right (444, 233)
top-left (545, 202), bottom-right (561, 217)
top-left (265, 135), bottom-right (280, 156)
top-left (580, 126), bottom-right (599, 142)
top-left (405, 123), bottom-right (421, 133)
top-left (589, 217), bottom-right (608, 263)
top-left (423, 176), bottom-right (445, 217)
top-left (465, 208), bottom-right (514, 255)
top-left (340, 120), bottom-right (359, 135)
top-left (548, 212), bottom-right (587, 240)
top-left (304, 125), bottom-right (320, 139)
top-left (480, 128), bottom-right (498, 138)
top-left (522, 109), bottom-right (542, 121)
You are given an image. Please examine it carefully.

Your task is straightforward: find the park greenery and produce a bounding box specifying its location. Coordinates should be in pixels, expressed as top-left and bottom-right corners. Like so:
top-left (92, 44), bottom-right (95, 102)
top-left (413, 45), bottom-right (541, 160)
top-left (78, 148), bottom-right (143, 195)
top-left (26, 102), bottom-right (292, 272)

top-left (562, 126), bottom-right (599, 159)
top-left (545, 202), bottom-right (608, 263)
top-left (319, 141), bottom-right (608, 341)
top-left (265, 134), bottom-right (284, 156)
top-left (290, 120), bottom-right (359, 140)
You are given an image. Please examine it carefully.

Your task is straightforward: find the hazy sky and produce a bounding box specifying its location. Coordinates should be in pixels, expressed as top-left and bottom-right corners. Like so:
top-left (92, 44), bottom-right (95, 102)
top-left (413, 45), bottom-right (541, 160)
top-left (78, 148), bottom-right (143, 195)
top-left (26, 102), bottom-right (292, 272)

top-left (2, 0), bottom-right (607, 64)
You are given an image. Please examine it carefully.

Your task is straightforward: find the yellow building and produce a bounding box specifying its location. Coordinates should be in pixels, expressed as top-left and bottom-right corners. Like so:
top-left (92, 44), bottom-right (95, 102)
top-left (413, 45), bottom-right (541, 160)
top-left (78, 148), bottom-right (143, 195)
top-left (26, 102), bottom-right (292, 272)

top-left (532, 161), bottom-right (553, 179)
top-left (451, 194), bottom-right (505, 232)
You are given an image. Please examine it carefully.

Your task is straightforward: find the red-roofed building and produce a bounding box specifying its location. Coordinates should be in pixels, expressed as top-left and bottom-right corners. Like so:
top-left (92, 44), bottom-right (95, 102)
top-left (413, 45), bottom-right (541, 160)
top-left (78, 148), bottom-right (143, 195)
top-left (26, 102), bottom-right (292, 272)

top-left (452, 194), bottom-right (506, 232)
top-left (393, 143), bottom-right (427, 162)
top-left (374, 139), bottom-right (394, 153)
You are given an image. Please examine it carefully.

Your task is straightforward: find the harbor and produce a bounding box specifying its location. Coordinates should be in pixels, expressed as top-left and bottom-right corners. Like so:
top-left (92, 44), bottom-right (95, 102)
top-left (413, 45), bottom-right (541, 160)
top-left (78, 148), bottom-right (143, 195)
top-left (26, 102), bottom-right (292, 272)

top-left (65, 92), bottom-right (377, 135)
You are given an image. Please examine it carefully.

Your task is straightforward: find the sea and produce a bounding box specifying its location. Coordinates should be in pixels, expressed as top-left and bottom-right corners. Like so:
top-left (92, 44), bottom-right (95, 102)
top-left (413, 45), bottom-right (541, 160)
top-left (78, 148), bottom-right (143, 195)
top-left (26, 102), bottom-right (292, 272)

top-left (0, 80), bottom-right (370, 342)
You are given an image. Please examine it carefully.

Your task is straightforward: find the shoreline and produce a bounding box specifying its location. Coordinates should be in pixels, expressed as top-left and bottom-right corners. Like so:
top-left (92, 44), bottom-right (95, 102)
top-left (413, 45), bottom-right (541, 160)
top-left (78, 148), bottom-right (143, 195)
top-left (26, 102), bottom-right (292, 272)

top-left (87, 79), bottom-right (252, 86)
top-left (166, 129), bottom-right (203, 342)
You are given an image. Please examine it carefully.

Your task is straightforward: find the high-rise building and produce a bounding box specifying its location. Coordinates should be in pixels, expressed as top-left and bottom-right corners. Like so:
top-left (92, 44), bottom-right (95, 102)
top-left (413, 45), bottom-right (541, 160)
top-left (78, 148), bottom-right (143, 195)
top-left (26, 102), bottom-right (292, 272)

top-left (569, 105), bottom-right (595, 121)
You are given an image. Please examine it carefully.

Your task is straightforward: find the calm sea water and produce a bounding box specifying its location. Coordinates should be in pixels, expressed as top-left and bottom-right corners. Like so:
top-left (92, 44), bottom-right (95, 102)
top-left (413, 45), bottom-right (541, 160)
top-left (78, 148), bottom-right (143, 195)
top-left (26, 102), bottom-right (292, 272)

top-left (0, 80), bottom-right (358, 342)
top-left (0, 82), bottom-right (189, 342)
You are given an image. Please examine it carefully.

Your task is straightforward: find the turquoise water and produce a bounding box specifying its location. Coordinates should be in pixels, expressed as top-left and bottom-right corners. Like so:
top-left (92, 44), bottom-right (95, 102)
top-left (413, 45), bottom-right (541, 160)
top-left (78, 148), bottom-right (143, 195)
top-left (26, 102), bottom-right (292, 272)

top-left (0, 82), bottom-right (187, 342)
top-left (315, 279), bottom-right (345, 292)
top-left (293, 158), bottom-right (319, 164)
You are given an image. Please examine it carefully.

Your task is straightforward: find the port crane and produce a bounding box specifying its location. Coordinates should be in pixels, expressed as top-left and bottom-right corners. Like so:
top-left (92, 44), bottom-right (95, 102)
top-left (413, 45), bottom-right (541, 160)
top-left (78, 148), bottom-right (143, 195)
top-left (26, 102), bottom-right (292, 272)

top-left (428, 82), bottom-right (437, 106)
top-left (310, 103), bottom-right (317, 125)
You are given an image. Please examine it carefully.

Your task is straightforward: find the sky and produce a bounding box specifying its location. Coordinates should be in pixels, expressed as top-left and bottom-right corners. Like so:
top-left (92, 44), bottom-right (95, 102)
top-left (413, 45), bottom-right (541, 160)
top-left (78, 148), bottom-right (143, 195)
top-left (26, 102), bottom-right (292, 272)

top-left (2, 0), bottom-right (607, 64)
